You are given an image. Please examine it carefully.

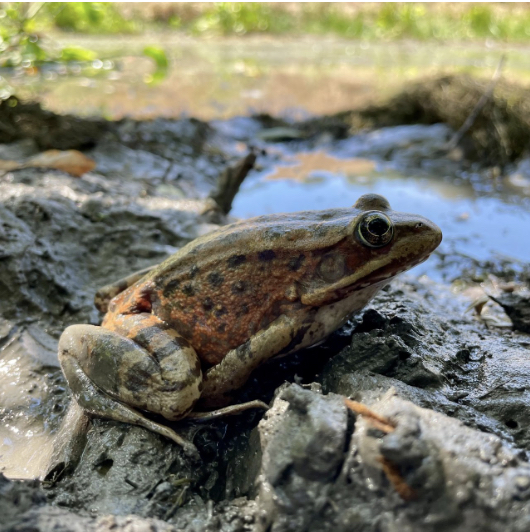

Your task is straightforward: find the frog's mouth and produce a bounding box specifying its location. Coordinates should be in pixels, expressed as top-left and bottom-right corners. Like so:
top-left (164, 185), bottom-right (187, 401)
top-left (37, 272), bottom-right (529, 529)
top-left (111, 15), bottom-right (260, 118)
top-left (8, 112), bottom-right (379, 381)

top-left (353, 252), bottom-right (433, 288)
top-left (302, 250), bottom-right (436, 307)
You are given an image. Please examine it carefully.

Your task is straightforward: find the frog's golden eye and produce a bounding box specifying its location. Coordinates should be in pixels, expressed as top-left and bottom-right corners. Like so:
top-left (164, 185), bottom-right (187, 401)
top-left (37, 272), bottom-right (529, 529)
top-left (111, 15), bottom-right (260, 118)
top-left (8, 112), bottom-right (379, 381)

top-left (356, 211), bottom-right (394, 248)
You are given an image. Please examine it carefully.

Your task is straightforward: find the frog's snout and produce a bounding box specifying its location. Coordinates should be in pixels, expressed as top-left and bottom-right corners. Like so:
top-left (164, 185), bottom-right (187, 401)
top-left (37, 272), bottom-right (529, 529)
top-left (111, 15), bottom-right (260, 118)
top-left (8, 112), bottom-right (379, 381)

top-left (424, 217), bottom-right (443, 250)
top-left (391, 214), bottom-right (442, 269)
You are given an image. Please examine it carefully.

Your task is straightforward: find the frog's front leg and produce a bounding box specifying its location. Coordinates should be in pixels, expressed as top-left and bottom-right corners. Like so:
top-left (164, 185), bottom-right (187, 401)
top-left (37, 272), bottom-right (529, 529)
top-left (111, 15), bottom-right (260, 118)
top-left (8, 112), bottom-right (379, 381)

top-left (58, 314), bottom-right (202, 456)
top-left (200, 311), bottom-right (316, 408)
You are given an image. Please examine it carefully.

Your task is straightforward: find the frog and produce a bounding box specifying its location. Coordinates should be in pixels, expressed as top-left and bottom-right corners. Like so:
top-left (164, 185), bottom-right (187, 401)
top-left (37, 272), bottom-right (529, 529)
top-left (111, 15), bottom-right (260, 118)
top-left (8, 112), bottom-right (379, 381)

top-left (57, 194), bottom-right (442, 457)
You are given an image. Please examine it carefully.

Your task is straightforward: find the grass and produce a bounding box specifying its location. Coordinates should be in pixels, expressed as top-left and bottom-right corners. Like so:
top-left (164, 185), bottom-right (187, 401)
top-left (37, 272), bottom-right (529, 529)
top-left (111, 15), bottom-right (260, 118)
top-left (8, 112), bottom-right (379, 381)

top-left (194, 3), bottom-right (530, 41)
top-left (2, 2), bottom-right (530, 42)
top-left (19, 2), bottom-right (530, 42)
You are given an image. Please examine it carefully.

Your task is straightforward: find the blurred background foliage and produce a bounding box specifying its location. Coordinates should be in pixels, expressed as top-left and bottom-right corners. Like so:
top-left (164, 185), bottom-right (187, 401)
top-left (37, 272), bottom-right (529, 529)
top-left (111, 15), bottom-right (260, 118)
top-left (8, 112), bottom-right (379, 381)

top-left (1, 2), bottom-right (530, 40)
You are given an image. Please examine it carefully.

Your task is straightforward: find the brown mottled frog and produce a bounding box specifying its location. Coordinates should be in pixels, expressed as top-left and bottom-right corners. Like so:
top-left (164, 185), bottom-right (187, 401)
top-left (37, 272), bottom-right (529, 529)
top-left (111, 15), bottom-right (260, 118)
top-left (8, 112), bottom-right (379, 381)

top-left (58, 194), bottom-right (441, 456)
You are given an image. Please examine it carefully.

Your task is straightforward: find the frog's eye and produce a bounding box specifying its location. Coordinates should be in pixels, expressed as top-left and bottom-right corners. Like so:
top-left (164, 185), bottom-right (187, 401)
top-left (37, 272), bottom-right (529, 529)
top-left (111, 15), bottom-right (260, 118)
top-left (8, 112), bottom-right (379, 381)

top-left (356, 211), bottom-right (394, 248)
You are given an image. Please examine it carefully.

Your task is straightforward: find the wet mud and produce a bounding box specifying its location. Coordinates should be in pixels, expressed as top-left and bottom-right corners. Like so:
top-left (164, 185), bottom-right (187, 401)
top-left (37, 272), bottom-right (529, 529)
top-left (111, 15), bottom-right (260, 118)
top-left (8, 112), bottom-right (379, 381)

top-left (1, 88), bottom-right (530, 532)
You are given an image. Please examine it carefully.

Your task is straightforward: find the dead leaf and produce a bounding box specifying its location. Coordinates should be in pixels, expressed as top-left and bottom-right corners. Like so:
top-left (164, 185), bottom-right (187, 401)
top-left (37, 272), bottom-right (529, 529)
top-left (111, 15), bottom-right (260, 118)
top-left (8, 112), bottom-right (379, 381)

top-left (267, 151), bottom-right (376, 181)
top-left (0, 160), bottom-right (20, 172)
top-left (0, 150), bottom-right (96, 178)
top-left (25, 150), bottom-right (96, 177)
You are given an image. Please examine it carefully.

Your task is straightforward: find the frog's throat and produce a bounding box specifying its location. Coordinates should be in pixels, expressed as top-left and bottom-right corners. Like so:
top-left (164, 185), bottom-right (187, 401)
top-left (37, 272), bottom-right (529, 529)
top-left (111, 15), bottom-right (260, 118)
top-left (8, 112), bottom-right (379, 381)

top-left (301, 253), bottom-right (410, 307)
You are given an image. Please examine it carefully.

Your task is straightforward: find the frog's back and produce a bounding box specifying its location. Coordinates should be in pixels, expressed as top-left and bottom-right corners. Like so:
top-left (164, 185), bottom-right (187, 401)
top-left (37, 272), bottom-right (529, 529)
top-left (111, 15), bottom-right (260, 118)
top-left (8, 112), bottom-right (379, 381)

top-left (152, 208), bottom-right (354, 277)
top-left (145, 209), bottom-right (355, 364)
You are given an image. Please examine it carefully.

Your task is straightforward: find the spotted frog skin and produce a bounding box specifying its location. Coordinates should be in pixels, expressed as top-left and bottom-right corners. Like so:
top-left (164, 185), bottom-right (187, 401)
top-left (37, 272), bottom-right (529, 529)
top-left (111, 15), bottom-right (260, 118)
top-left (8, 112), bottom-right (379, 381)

top-left (58, 194), bottom-right (441, 454)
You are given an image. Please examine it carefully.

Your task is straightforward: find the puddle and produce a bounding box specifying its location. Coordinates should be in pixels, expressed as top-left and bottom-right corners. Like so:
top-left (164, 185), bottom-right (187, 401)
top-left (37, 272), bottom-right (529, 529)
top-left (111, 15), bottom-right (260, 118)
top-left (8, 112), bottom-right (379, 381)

top-left (0, 324), bottom-right (65, 479)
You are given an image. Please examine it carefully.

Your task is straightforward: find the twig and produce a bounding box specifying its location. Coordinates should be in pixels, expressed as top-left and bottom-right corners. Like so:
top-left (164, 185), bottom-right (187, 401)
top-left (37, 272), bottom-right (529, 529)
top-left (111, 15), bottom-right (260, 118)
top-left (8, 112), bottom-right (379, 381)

top-left (445, 55), bottom-right (506, 151)
top-left (209, 150), bottom-right (257, 215)
top-left (343, 398), bottom-right (416, 500)
top-left (377, 456), bottom-right (417, 501)
top-left (344, 398), bottom-right (396, 433)
top-left (164, 486), bottom-right (189, 520)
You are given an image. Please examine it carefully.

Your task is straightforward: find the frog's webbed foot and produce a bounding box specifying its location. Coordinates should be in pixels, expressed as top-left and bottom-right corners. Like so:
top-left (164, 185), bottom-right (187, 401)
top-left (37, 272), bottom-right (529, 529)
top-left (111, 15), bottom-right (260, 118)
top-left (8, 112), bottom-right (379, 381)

top-left (44, 400), bottom-right (91, 482)
top-left (45, 396), bottom-right (199, 482)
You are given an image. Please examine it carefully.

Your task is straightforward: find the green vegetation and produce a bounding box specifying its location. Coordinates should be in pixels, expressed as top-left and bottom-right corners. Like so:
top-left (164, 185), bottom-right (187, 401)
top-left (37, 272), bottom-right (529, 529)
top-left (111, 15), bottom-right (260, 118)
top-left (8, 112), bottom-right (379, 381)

top-left (1, 3), bottom-right (529, 100)
top-left (0, 3), bottom-right (167, 98)
top-left (178, 3), bottom-right (530, 41)
top-left (184, 3), bottom-right (530, 41)
top-left (2, 3), bottom-right (529, 42)
top-left (188, 3), bottom-right (293, 35)
top-left (48, 2), bottom-right (136, 34)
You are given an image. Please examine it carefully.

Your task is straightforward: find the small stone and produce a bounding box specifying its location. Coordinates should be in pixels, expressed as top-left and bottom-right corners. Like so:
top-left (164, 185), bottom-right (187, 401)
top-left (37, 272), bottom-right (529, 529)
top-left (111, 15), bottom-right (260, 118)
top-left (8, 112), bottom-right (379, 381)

top-left (515, 476), bottom-right (530, 490)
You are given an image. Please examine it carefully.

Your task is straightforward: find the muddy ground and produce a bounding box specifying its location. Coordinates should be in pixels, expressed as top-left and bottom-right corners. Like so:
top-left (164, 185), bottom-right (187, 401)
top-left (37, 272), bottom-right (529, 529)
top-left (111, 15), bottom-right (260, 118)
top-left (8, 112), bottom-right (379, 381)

top-left (2, 78), bottom-right (530, 532)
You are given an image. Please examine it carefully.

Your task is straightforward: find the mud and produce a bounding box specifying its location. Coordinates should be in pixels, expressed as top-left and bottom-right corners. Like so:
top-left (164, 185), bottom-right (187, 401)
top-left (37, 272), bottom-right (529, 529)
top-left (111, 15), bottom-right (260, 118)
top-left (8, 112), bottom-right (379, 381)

top-left (0, 113), bottom-right (248, 481)
top-left (333, 74), bottom-right (530, 167)
top-left (1, 90), bottom-right (530, 532)
top-left (255, 383), bottom-right (530, 532)
top-left (0, 96), bottom-right (109, 150)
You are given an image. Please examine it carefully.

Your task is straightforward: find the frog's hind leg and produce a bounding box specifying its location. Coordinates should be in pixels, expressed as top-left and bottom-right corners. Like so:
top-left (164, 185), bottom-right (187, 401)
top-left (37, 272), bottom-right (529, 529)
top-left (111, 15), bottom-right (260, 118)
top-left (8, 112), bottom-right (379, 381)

top-left (58, 319), bottom-right (202, 457)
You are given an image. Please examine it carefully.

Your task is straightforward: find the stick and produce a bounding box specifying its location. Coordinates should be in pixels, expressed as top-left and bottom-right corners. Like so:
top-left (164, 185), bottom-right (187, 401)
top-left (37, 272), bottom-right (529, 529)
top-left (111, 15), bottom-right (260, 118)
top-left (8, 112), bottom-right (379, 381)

top-left (209, 150), bottom-right (257, 215)
top-left (344, 398), bottom-right (396, 433)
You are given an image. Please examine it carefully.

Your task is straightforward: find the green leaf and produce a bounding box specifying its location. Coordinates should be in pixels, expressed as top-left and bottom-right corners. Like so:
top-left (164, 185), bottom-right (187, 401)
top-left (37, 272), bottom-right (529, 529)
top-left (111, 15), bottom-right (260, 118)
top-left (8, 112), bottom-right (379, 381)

top-left (60, 45), bottom-right (97, 62)
top-left (22, 40), bottom-right (48, 62)
top-left (143, 46), bottom-right (168, 70)
top-left (143, 45), bottom-right (168, 84)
